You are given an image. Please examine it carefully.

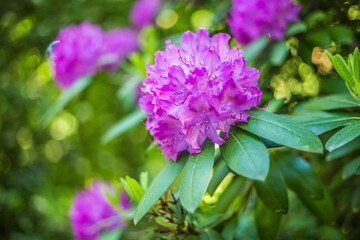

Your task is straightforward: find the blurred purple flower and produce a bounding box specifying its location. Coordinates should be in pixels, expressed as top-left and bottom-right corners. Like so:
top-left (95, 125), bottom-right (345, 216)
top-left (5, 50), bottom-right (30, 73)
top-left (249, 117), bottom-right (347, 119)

top-left (130, 0), bottom-right (161, 28)
top-left (228, 0), bottom-right (301, 45)
top-left (50, 21), bottom-right (138, 89)
top-left (69, 180), bottom-right (125, 240)
top-left (139, 29), bottom-right (262, 161)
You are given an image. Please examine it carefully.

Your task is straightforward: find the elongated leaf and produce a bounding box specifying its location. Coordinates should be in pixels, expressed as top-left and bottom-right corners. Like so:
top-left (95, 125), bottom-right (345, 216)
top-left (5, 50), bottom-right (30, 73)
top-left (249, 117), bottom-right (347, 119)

top-left (101, 109), bottom-right (147, 144)
top-left (352, 187), bottom-right (360, 213)
top-left (354, 48), bottom-right (360, 85)
top-left (125, 176), bottom-right (144, 203)
top-left (270, 41), bottom-right (288, 66)
top-left (134, 153), bottom-right (188, 224)
top-left (326, 137), bottom-right (360, 161)
top-left (243, 36), bottom-right (269, 62)
top-left (255, 198), bottom-right (282, 240)
top-left (42, 76), bottom-right (92, 127)
top-left (298, 186), bottom-right (336, 225)
top-left (98, 229), bottom-right (123, 240)
top-left (295, 94), bottom-right (360, 111)
top-left (220, 127), bottom-right (269, 181)
top-left (255, 160), bottom-right (288, 214)
top-left (342, 156), bottom-right (360, 180)
top-left (238, 110), bottom-right (323, 153)
top-left (333, 55), bottom-right (355, 86)
top-left (326, 121), bottom-right (360, 151)
top-left (285, 22), bottom-right (307, 37)
top-left (207, 158), bottom-right (229, 196)
top-left (201, 229), bottom-right (224, 240)
top-left (180, 139), bottom-right (215, 213)
top-left (274, 151), bottom-right (324, 200)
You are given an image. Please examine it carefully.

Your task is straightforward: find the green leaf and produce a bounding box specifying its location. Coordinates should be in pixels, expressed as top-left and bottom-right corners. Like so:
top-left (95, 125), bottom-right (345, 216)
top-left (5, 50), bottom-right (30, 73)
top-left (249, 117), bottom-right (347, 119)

top-left (220, 127), bottom-right (269, 181)
top-left (238, 110), bottom-right (323, 153)
top-left (292, 111), bottom-right (360, 135)
top-left (298, 186), bottom-right (336, 225)
top-left (270, 41), bottom-right (288, 66)
top-left (120, 178), bottom-right (135, 201)
top-left (180, 139), bottom-right (215, 213)
top-left (351, 187), bottom-right (360, 213)
top-left (305, 30), bottom-right (332, 47)
top-left (134, 153), bottom-right (188, 224)
top-left (295, 94), bottom-right (360, 111)
top-left (101, 109), bottom-right (147, 144)
top-left (342, 156), bottom-right (360, 180)
top-left (98, 229), bottom-right (123, 240)
top-left (139, 171), bottom-right (149, 191)
top-left (255, 160), bottom-right (288, 214)
top-left (285, 22), bottom-right (307, 37)
top-left (201, 229), bottom-right (224, 240)
top-left (255, 198), bottom-right (282, 240)
top-left (354, 48), bottom-right (360, 85)
top-left (124, 176), bottom-right (144, 203)
top-left (274, 151), bottom-right (324, 200)
top-left (221, 217), bottom-right (238, 240)
top-left (326, 121), bottom-right (360, 151)
top-left (329, 25), bottom-right (354, 45)
top-left (326, 137), bottom-right (360, 161)
top-left (42, 76), bottom-right (92, 127)
top-left (207, 158), bottom-right (229, 196)
top-left (333, 55), bottom-right (355, 87)
top-left (243, 36), bottom-right (269, 62)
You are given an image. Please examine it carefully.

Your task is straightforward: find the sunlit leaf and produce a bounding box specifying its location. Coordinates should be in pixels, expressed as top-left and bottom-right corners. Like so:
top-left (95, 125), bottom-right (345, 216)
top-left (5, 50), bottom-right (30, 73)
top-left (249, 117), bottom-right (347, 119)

top-left (255, 198), bottom-right (282, 240)
top-left (42, 76), bottom-right (92, 127)
top-left (207, 158), bottom-right (229, 196)
top-left (101, 109), bottom-right (147, 144)
top-left (220, 127), bottom-right (269, 181)
top-left (124, 176), bottom-right (144, 203)
top-left (274, 151), bottom-right (323, 200)
top-left (238, 110), bottom-right (323, 153)
top-left (326, 121), bottom-right (360, 151)
top-left (255, 160), bottom-right (288, 214)
top-left (180, 139), bottom-right (215, 213)
top-left (270, 41), bottom-right (288, 66)
top-left (134, 153), bottom-right (188, 224)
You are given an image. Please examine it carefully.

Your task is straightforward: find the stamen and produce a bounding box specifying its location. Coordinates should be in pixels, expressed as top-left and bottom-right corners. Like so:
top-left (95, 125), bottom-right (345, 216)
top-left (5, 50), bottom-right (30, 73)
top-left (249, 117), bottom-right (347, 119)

top-left (170, 95), bottom-right (181, 106)
top-left (177, 50), bottom-right (188, 66)
top-left (149, 139), bottom-right (162, 149)
top-left (255, 101), bottom-right (270, 110)
top-left (141, 120), bottom-right (146, 126)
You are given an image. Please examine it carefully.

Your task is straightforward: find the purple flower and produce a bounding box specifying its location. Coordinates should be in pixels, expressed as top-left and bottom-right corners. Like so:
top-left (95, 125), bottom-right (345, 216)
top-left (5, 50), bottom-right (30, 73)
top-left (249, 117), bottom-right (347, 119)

top-left (228, 0), bottom-right (301, 45)
top-left (69, 180), bottom-right (125, 240)
top-left (139, 29), bottom-right (262, 161)
top-left (130, 0), bottom-right (161, 28)
top-left (50, 22), bottom-right (138, 89)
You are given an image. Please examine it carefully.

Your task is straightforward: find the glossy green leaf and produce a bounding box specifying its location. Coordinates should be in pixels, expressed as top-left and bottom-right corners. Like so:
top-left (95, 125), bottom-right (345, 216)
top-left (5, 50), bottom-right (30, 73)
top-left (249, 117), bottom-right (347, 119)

top-left (298, 186), bottom-right (336, 225)
top-left (221, 217), bottom-right (238, 240)
top-left (342, 156), bottom-right (360, 180)
top-left (329, 25), bottom-right (354, 45)
top-left (243, 36), bottom-right (269, 62)
top-left (295, 94), bottom-right (360, 111)
top-left (326, 137), bottom-right (360, 161)
top-left (292, 112), bottom-right (360, 135)
top-left (124, 176), bottom-right (144, 203)
top-left (274, 151), bottom-right (324, 200)
top-left (326, 121), bottom-right (360, 151)
top-left (180, 139), bottom-right (215, 213)
top-left (101, 109), bottom-right (147, 144)
top-left (238, 110), bottom-right (323, 153)
top-left (270, 41), bottom-right (288, 66)
top-left (255, 160), bottom-right (288, 214)
top-left (42, 76), bottom-right (92, 127)
top-left (220, 127), bottom-right (269, 181)
top-left (354, 48), bottom-right (360, 85)
top-left (285, 22), bottom-right (307, 37)
top-left (333, 55), bottom-right (355, 86)
top-left (134, 153), bottom-right (188, 225)
top-left (207, 158), bottom-right (229, 196)
top-left (98, 229), bottom-right (123, 240)
top-left (255, 198), bottom-right (282, 240)
top-left (201, 229), bottom-right (224, 240)
top-left (120, 177), bottom-right (135, 201)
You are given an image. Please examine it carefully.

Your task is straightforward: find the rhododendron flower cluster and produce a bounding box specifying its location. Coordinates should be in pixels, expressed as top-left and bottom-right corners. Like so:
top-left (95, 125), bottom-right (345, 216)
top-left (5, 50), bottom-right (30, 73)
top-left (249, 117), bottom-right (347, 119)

top-left (228, 0), bottom-right (301, 45)
top-left (69, 180), bottom-right (129, 240)
top-left (50, 21), bottom-right (138, 89)
top-left (140, 29), bottom-right (262, 161)
top-left (130, 0), bottom-right (161, 28)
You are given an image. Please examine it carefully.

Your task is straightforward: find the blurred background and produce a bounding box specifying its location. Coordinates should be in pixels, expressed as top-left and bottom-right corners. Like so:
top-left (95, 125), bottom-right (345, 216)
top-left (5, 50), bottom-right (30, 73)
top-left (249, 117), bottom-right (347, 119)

top-left (0, 0), bottom-right (359, 239)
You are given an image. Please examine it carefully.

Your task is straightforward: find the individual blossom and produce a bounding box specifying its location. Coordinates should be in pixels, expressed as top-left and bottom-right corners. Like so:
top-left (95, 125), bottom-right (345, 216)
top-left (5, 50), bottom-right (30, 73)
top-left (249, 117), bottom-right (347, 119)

top-left (228, 0), bottom-right (301, 46)
top-left (50, 21), bottom-right (138, 89)
top-left (69, 180), bottom-right (126, 240)
top-left (130, 0), bottom-right (161, 28)
top-left (139, 29), bottom-right (262, 161)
